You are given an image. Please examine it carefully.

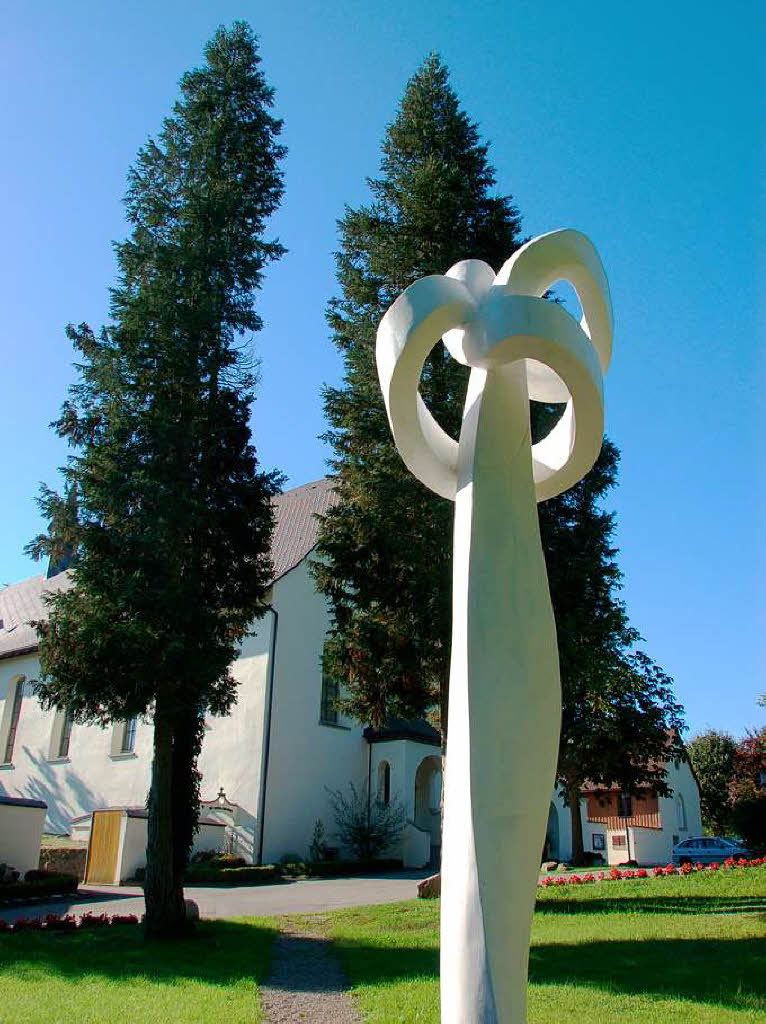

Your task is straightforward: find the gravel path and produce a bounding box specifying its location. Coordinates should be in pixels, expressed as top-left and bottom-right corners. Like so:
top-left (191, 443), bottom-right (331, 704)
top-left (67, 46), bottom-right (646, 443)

top-left (260, 924), bottom-right (361, 1023)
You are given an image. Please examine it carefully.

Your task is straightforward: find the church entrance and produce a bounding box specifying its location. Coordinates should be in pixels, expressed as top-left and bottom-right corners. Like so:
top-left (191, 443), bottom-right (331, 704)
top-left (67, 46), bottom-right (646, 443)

top-left (414, 755), bottom-right (442, 868)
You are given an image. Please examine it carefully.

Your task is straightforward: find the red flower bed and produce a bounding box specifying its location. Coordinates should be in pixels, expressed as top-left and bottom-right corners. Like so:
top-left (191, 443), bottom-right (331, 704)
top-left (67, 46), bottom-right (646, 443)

top-left (0, 911), bottom-right (142, 935)
top-left (538, 856), bottom-right (765, 888)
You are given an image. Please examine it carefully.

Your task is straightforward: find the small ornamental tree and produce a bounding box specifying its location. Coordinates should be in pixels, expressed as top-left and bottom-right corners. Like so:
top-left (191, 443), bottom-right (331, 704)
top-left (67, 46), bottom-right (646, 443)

top-left (686, 729), bottom-right (737, 835)
top-left (26, 22), bottom-right (285, 938)
top-left (326, 782), bottom-right (407, 860)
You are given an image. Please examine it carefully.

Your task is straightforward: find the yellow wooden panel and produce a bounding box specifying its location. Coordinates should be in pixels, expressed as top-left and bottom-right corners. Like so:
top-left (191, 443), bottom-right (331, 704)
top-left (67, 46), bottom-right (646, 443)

top-left (85, 810), bottom-right (123, 884)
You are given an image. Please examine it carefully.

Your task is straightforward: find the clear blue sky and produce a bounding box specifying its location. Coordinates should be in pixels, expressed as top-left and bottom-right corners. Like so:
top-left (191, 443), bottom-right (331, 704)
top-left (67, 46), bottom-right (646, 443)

top-left (1, 1), bottom-right (762, 738)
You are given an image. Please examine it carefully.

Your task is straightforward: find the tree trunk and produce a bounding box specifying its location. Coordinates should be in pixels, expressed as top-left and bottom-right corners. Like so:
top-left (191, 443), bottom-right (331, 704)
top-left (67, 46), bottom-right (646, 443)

top-left (144, 708), bottom-right (186, 939)
top-left (568, 784), bottom-right (586, 866)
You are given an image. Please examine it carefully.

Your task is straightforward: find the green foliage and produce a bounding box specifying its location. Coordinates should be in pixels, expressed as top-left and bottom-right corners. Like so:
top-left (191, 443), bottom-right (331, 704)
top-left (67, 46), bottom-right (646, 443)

top-left (309, 818), bottom-right (328, 862)
top-left (686, 729), bottom-right (737, 834)
top-left (326, 781), bottom-right (407, 860)
top-left (26, 21), bottom-right (285, 937)
top-left (313, 54), bottom-right (685, 864)
top-left (313, 54), bottom-right (522, 730)
top-left (729, 727), bottom-right (766, 847)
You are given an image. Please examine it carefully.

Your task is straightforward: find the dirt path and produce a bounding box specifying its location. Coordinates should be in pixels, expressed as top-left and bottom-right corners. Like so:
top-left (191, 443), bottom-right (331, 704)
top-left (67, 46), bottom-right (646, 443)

top-left (260, 923), bottom-right (361, 1023)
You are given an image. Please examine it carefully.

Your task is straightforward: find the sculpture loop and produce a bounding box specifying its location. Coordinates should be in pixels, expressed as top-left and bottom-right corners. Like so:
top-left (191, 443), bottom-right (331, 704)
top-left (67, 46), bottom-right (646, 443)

top-left (376, 228), bottom-right (612, 502)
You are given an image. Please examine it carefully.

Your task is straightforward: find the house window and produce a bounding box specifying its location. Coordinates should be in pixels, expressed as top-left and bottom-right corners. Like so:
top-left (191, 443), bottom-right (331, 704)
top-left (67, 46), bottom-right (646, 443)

top-left (676, 794), bottom-right (687, 830)
top-left (58, 713), bottom-right (74, 758)
top-left (320, 673), bottom-right (339, 725)
top-left (592, 833), bottom-right (606, 851)
top-left (611, 834), bottom-right (627, 849)
top-left (377, 761), bottom-right (391, 806)
top-left (618, 792), bottom-right (633, 818)
top-left (121, 718), bottom-right (137, 754)
top-left (2, 678), bottom-right (25, 764)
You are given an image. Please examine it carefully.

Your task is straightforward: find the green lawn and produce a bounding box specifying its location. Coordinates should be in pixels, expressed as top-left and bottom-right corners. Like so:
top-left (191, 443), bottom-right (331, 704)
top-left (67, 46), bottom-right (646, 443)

top-left (0, 918), bottom-right (277, 1024)
top-left (323, 868), bottom-right (766, 1023)
top-left (1, 871), bottom-right (763, 1023)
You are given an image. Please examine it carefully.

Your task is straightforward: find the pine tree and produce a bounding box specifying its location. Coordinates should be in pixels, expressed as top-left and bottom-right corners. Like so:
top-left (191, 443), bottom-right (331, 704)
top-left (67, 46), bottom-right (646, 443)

top-left (314, 55), bottom-right (686, 864)
top-left (313, 55), bottom-right (522, 737)
top-left (26, 22), bottom-right (285, 938)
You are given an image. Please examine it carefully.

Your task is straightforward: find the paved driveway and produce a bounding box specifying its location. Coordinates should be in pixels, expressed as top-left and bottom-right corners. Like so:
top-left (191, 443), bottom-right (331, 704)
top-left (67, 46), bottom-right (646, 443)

top-left (0, 871), bottom-right (429, 924)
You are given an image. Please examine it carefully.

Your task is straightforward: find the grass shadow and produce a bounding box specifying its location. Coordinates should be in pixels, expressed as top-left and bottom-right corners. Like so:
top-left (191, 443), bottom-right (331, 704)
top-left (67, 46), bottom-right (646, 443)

top-left (330, 933), bottom-right (766, 1012)
top-left (535, 894), bottom-right (766, 915)
top-left (0, 918), bottom-right (278, 989)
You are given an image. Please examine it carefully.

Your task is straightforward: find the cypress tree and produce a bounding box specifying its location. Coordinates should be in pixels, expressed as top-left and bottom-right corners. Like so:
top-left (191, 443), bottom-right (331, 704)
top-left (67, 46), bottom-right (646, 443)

top-left (26, 22), bottom-right (285, 937)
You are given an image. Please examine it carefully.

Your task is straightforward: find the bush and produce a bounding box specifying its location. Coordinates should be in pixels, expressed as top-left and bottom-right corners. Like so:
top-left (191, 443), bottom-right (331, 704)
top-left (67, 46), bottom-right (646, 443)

top-left (183, 865), bottom-right (280, 886)
top-left (309, 819), bottom-right (328, 862)
top-left (0, 873), bottom-right (78, 902)
top-left (326, 781), bottom-right (407, 860)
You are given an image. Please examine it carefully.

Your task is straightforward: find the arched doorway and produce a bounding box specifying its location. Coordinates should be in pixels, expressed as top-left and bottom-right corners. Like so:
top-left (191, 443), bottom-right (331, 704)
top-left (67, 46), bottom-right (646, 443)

top-left (545, 802), bottom-right (559, 862)
top-left (414, 755), bottom-right (442, 867)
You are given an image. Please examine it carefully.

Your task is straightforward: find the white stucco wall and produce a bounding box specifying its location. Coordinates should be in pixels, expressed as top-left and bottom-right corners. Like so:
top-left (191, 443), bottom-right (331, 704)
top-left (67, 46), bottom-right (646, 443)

top-left (0, 802), bottom-right (47, 874)
top-left (260, 560), bottom-right (368, 864)
top-left (0, 654), bottom-right (152, 834)
top-left (549, 758), bottom-right (703, 866)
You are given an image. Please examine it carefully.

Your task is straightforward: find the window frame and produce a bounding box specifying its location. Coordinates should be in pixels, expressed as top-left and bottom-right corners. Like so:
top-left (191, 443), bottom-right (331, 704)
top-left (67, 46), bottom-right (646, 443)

top-left (2, 679), bottom-right (25, 765)
top-left (319, 672), bottom-right (339, 726)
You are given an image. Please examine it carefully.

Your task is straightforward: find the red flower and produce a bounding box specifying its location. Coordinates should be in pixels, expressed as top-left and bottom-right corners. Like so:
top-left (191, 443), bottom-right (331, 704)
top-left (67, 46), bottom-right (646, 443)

top-left (664, 864), bottom-right (676, 876)
top-left (653, 866), bottom-right (664, 877)
top-left (110, 914), bottom-right (139, 926)
top-left (637, 868), bottom-right (648, 878)
top-left (13, 917), bottom-right (43, 932)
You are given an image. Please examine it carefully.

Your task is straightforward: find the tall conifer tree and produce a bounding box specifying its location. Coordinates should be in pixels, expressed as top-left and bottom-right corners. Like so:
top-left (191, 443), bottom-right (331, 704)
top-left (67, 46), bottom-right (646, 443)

top-left (315, 55), bottom-right (685, 862)
top-left (27, 22), bottom-right (285, 936)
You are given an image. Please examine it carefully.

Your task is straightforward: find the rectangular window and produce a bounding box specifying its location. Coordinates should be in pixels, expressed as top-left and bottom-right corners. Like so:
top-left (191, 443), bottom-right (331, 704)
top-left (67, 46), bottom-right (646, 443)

top-left (121, 718), bottom-right (137, 754)
top-left (618, 792), bottom-right (633, 818)
top-left (592, 833), bottom-right (606, 851)
top-left (611, 834), bottom-right (627, 848)
top-left (320, 673), bottom-right (339, 725)
top-left (3, 680), bottom-right (24, 764)
top-left (58, 713), bottom-right (74, 759)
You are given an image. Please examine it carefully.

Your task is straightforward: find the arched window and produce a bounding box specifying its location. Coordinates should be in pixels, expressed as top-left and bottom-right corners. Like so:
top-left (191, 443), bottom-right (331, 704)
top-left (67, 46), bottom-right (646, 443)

top-left (676, 794), bottom-right (687, 830)
top-left (1, 677), bottom-right (25, 765)
top-left (377, 760), bottom-right (391, 806)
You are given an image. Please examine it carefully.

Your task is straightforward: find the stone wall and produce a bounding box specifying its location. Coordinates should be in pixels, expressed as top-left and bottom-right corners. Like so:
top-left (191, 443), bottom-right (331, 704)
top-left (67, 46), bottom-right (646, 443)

top-left (39, 845), bottom-right (87, 880)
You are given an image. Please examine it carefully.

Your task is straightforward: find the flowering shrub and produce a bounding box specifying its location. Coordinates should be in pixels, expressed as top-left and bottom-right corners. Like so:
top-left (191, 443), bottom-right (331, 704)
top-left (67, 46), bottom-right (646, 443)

top-left (44, 914), bottom-right (78, 932)
top-left (583, 873), bottom-right (596, 883)
top-left (680, 862), bottom-right (693, 875)
top-left (12, 917), bottom-right (43, 932)
top-left (0, 911), bottom-right (141, 935)
top-left (725, 857), bottom-right (735, 869)
top-left (637, 868), bottom-right (648, 878)
top-left (79, 912), bottom-right (111, 929)
top-left (664, 864), bottom-right (677, 876)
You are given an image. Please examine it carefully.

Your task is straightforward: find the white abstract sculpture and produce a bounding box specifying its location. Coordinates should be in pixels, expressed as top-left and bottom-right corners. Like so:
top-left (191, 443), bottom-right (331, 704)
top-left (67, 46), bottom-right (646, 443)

top-left (376, 229), bottom-right (612, 1023)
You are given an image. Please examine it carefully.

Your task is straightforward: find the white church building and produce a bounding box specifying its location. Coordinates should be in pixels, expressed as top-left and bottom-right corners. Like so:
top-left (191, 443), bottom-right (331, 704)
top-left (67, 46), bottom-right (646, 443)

top-left (0, 478), bottom-right (701, 876)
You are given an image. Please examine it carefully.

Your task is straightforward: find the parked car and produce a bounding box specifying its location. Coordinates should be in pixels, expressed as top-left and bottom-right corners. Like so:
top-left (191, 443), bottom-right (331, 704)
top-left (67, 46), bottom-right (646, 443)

top-left (672, 836), bottom-right (752, 865)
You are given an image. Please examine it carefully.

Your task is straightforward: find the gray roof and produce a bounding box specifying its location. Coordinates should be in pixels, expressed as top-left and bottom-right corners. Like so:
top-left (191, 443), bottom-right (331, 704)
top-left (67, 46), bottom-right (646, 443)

top-left (271, 477), bottom-right (338, 581)
top-left (0, 571), bottom-right (72, 661)
top-left (0, 478), bottom-right (338, 661)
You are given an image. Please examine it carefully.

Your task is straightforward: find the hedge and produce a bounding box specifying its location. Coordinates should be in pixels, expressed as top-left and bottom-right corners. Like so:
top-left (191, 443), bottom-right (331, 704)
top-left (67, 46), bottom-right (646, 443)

top-left (130, 857), bottom-right (405, 885)
top-left (0, 873), bottom-right (79, 903)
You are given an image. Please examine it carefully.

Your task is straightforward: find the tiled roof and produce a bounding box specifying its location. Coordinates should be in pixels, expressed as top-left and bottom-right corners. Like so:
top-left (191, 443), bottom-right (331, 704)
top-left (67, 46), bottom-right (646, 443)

top-left (0, 478), bottom-right (338, 660)
top-left (0, 571), bottom-right (72, 661)
top-left (271, 477), bottom-right (338, 582)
